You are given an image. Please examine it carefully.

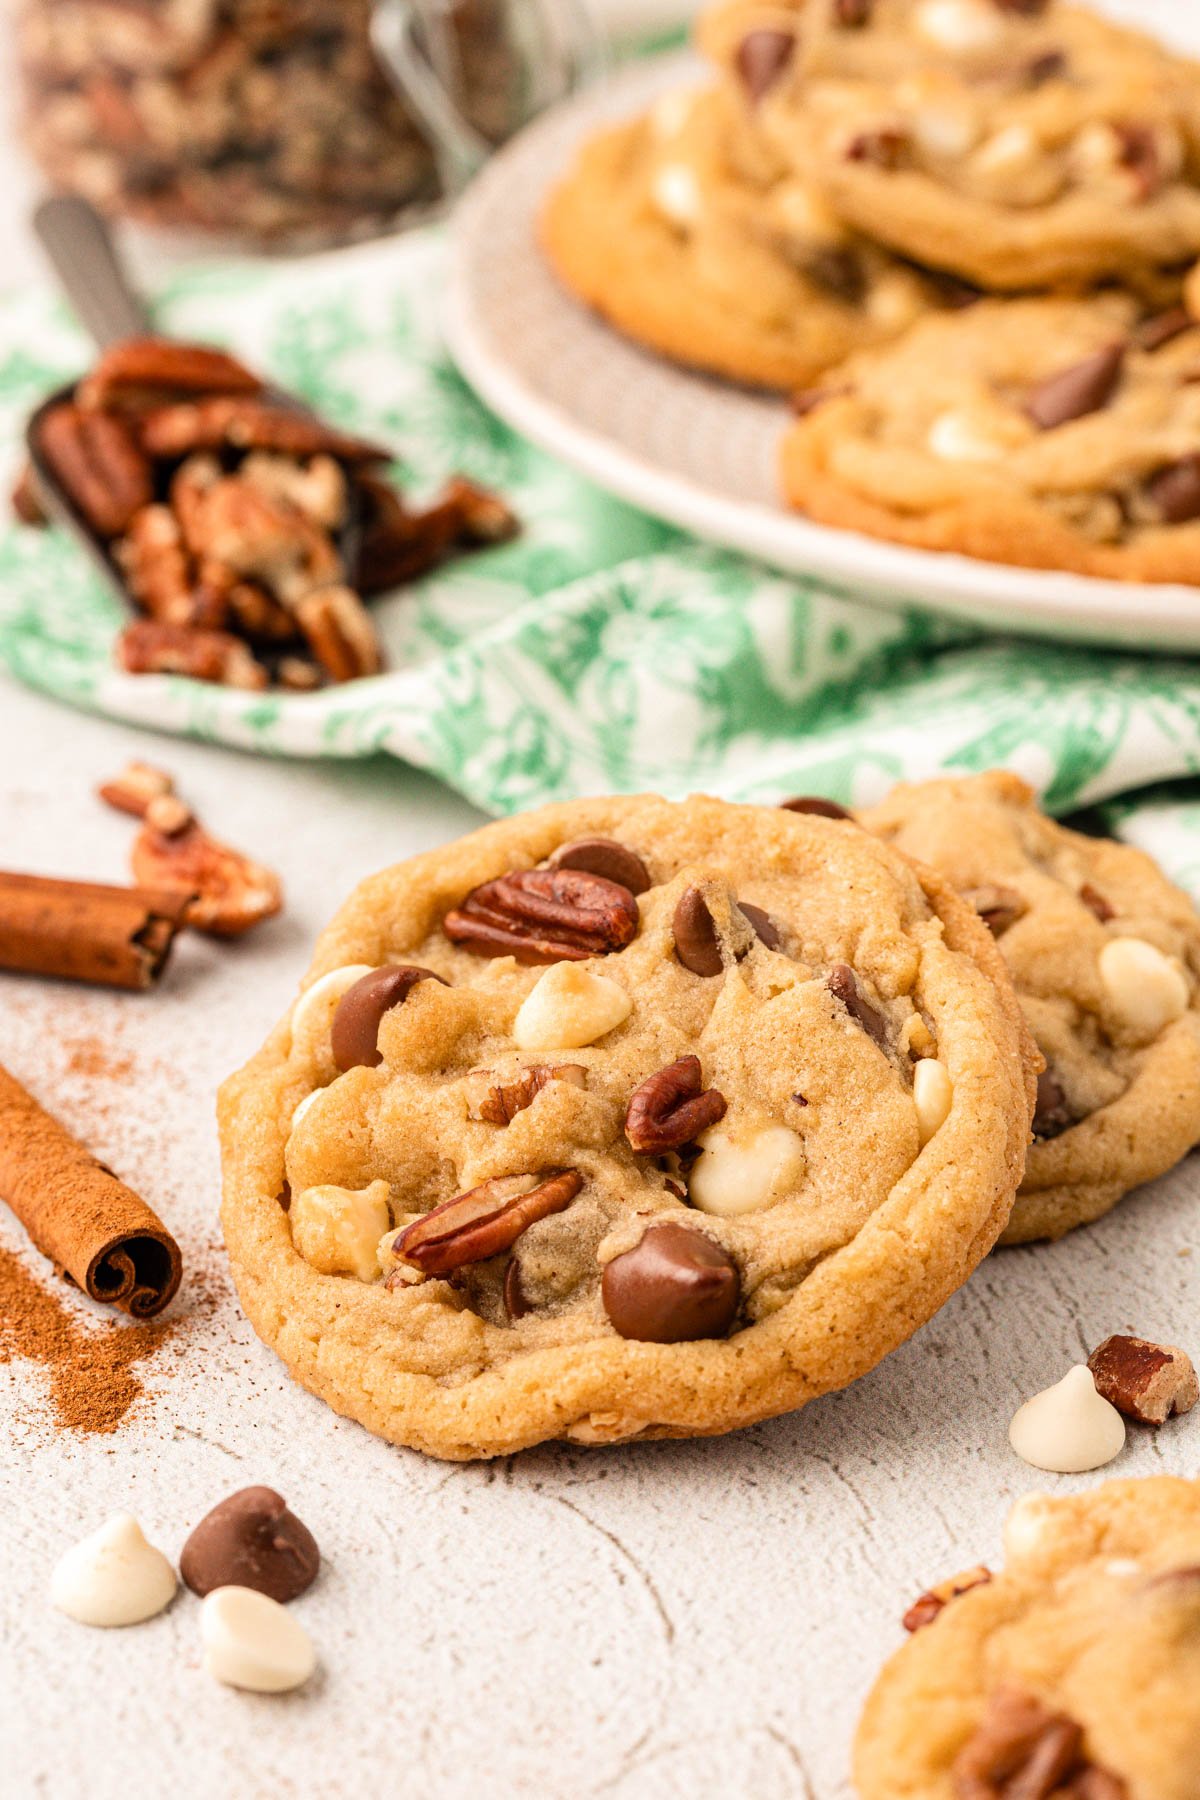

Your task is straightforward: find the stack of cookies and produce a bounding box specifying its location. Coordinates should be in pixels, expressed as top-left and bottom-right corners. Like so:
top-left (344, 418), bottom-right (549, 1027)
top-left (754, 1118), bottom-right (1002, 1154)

top-left (543, 0), bottom-right (1200, 582)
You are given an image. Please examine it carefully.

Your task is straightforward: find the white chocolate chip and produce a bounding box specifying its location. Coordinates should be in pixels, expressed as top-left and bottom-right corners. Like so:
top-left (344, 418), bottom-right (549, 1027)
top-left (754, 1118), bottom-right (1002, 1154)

top-left (513, 964), bottom-right (631, 1051)
top-left (1002, 1492), bottom-right (1055, 1560)
top-left (1098, 937), bottom-right (1189, 1042)
top-left (289, 964), bottom-right (374, 1062)
top-left (290, 1180), bottom-right (392, 1283)
top-left (688, 1123), bottom-right (806, 1219)
top-left (201, 1586), bottom-right (316, 1694)
top-left (913, 1058), bottom-right (953, 1146)
top-left (774, 180), bottom-right (846, 242)
top-left (290, 1089), bottom-right (321, 1133)
top-left (927, 408), bottom-right (1008, 463)
top-left (914, 0), bottom-right (1002, 55)
top-left (911, 106), bottom-right (977, 161)
top-left (968, 124), bottom-right (1063, 206)
top-left (650, 89), bottom-right (698, 142)
top-left (1008, 1365), bottom-right (1126, 1474)
top-left (866, 272), bottom-right (925, 333)
top-left (50, 1514), bottom-right (177, 1628)
top-left (652, 162), bottom-right (702, 228)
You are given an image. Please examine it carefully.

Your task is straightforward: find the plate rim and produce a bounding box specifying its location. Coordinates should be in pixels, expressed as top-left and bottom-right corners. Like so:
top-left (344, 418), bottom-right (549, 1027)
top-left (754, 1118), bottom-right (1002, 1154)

top-left (445, 51), bottom-right (1200, 650)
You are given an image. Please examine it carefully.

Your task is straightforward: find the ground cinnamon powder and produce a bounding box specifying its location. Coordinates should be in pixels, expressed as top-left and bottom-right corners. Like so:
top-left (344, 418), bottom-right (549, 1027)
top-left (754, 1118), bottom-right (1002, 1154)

top-left (0, 1241), bottom-right (173, 1433)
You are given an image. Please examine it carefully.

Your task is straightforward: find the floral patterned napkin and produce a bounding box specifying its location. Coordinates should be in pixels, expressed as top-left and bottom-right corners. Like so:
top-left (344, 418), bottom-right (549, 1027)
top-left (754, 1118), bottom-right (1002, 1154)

top-left (3, 230), bottom-right (1200, 888)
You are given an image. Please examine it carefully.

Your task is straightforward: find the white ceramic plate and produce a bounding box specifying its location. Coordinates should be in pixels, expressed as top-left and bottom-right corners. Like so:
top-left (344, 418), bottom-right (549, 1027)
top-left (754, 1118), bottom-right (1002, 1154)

top-left (445, 33), bottom-right (1200, 651)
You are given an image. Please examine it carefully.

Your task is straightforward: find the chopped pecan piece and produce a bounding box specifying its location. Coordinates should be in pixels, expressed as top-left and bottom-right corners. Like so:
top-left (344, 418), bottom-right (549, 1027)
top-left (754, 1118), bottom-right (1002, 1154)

top-left (444, 869), bottom-right (639, 964)
top-left (140, 396), bottom-right (389, 466)
top-left (902, 1565), bottom-right (992, 1634)
top-left (846, 127), bottom-right (912, 168)
top-left (962, 885), bottom-right (1028, 937)
top-left (37, 401), bottom-right (153, 538)
top-left (130, 814), bottom-right (283, 938)
top-left (355, 474), bottom-right (461, 594)
top-left (98, 760), bottom-right (176, 818)
top-left (440, 475), bottom-right (521, 546)
top-left (397, 1170), bottom-right (583, 1276)
top-left (277, 656), bottom-right (324, 692)
top-left (295, 585), bottom-right (383, 682)
top-left (11, 462), bottom-right (47, 526)
top-left (76, 337), bottom-right (262, 414)
top-left (241, 451), bottom-right (348, 532)
top-left (469, 1064), bottom-right (587, 1125)
top-left (223, 576), bottom-right (297, 645)
top-left (1087, 1335), bottom-right (1199, 1425)
top-left (116, 619), bottom-right (269, 690)
top-left (952, 1689), bottom-right (1127, 1799)
top-left (625, 1056), bottom-right (728, 1154)
top-left (175, 469), bottom-right (343, 607)
top-left (1079, 883), bottom-right (1115, 923)
top-left (115, 505), bottom-right (230, 630)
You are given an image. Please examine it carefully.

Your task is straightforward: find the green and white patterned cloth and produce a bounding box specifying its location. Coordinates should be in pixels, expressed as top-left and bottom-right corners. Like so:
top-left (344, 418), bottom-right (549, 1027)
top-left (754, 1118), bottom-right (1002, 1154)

top-left (3, 231), bottom-right (1200, 891)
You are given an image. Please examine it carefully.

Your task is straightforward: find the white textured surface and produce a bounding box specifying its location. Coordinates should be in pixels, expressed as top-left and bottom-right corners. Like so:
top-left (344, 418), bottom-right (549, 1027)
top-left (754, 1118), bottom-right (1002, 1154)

top-left (2, 674), bottom-right (1200, 1800)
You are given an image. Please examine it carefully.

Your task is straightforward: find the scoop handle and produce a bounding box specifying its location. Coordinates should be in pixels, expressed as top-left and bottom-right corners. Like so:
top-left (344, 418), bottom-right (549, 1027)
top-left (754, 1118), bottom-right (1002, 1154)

top-left (33, 196), bottom-right (152, 350)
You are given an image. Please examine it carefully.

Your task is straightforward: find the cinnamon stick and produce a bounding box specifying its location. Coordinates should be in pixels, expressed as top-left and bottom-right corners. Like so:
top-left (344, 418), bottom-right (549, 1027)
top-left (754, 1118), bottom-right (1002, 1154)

top-left (0, 870), bottom-right (191, 989)
top-left (0, 1062), bottom-right (182, 1317)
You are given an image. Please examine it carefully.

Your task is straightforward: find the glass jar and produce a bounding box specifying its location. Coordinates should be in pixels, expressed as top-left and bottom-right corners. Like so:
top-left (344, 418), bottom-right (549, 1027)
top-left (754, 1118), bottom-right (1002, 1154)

top-left (13, 0), bottom-right (533, 249)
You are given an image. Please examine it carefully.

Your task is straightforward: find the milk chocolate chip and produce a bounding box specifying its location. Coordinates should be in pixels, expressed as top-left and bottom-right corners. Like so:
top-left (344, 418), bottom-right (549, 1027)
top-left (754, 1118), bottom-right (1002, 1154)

top-left (331, 965), bottom-right (447, 1070)
top-left (739, 902), bottom-right (782, 952)
top-left (780, 795), bottom-right (852, 819)
top-left (602, 1222), bottom-right (739, 1343)
top-left (827, 963), bottom-right (887, 1047)
top-left (736, 29), bottom-right (795, 103)
top-left (673, 887), bottom-right (723, 976)
top-left (1025, 343), bottom-right (1125, 431)
top-left (181, 1486), bottom-right (319, 1603)
top-left (1033, 1069), bottom-right (1074, 1140)
top-left (1146, 455), bottom-right (1200, 524)
top-left (548, 837), bottom-right (650, 895)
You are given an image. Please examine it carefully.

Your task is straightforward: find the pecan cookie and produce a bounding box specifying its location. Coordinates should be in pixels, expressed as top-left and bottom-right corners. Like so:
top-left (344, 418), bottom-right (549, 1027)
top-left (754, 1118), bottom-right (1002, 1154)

top-left (860, 772), bottom-right (1200, 1243)
top-left (541, 82), bottom-right (948, 392)
top-left (218, 793), bottom-right (1036, 1460)
top-left (780, 293), bottom-right (1200, 581)
top-left (700, 0), bottom-right (1200, 292)
top-left (855, 1476), bottom-right (1200, 1799)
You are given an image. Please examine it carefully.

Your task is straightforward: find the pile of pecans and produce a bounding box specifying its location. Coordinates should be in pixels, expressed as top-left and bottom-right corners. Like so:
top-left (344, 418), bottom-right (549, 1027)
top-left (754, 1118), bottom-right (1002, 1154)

top-left (20, 336), bottom-right (518, 691)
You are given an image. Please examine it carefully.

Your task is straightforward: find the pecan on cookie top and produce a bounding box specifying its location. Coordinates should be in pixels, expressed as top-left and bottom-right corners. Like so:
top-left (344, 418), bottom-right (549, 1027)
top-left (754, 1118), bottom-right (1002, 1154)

top-left (781, 295), bottom-right (1200, 582)
top-left (855, 1476), bottom-right (1200, 1800)
top-left (218, 793), bottom-right (1036, 1460)
top-left (860, 771), bottom-right (1200, 1241)
top-left (700, 0), bottom-right (1200, 290)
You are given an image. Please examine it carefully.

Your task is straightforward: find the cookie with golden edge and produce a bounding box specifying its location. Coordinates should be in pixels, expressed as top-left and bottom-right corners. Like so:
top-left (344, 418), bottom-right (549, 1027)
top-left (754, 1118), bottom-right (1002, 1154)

top-left (855, 1476), bottom-right (1200, 1800)
top-left (219, 792), bottom-right (1037, 1461)
top-left (541, 82), bottom-right (949, 393)
top-left (860, 771), bottom-right (1200, 1244)
top-left (699, 0), bottom-right (1200, 293)
top-left (780, 293), bottom-right (1200, 582)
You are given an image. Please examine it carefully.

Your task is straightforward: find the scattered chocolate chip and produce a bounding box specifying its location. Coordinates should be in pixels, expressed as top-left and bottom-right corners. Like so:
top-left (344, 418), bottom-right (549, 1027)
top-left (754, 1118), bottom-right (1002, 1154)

top-left (1145, 455), bottom-right (1200, 524)
top-left (735, 29), bottom-right (795, 104)
top-left (277, 1180), bottom-right (292, 1213)
top-left (803, 245), bottom-right (867, 305)
top-left (827, 963), bottom-right (887, 1047)
top-left (1019, 48), bottom-right (1067, 86)
top-left (791, 1092), bottom-right (809, 1107)
top-left (1025, 343), bottom-right (1125, 431)
top-left (1138, 306), bottom-right (1193, 352)
top-left (917, 266), bottom-right (984, 311)
top-left (780, 794), bottom-right (852, 819)
top-left (331, 965), bottom-right (448, 1071)
top-left (1080, 882), bottom-right (1115, 923)
top-left (739, 903), bottom-right (780, 951)
top-left (673, 887), bottom-right (723, 977)
top-left (548, 836), bottom-right (650, 896)
top-left (991, 0), bottom-right (1048, 13)
top-left (1033, 1069), bottom-right (1074, 1140)
top-left (504, 1257), bottom-right (530, 1322)
top-left (846, 128), bottom-right (910, 169)
top-left (833, 0), bottom-right (871, 24)
top-left (601, 1222), bottom-right (739, 1343)
top-left (664, 1178), bottom-right (687, 1202)
top-left (180, 1486), bottom-right (319, 1603)
top-left (962, 884), bottom-right (1028, 937)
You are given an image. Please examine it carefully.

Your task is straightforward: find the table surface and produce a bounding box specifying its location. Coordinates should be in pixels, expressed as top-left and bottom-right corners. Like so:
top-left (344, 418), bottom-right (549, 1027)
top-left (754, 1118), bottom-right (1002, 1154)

top-left (2, 6), bottom-right (1199, 1795)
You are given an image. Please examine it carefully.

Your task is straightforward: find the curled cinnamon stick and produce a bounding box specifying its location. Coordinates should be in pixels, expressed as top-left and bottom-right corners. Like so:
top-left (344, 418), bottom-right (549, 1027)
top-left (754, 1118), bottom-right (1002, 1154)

top-left (0, 870), bottom-right (191, 989)
top-left (0, 1062), bottom-right (182, 1317)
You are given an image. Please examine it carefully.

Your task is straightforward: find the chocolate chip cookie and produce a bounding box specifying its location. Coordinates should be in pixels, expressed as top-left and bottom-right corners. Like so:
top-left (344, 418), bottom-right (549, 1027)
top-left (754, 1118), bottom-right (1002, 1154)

top-left (860, 772), bottom-right (1200, 1243)
top-left (780, 293), bottom-right (1200, 581)
top-left (542, 82), bottom-right (947, 392)
top-left (219, 793), bottom-right (1037, 1460)
top-left (855, 1476), bottom-right (1200, 1799)
top-left (701, 0), bottom-right (1200, 292)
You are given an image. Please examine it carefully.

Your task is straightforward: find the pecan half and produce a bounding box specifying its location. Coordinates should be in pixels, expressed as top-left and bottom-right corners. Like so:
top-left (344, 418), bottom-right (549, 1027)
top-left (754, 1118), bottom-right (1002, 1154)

top-left (131, 816), bottom-right (283, 937)
top-left (468, 1063), bottom-right (587, 1125)
top-left (355, 472), bottom-right (520, 595)
top-left (952, 1689), bottom-right (1127, 1799)
top-left (902, 1565), bottom-right (992, 1634)
top-left (827, 963), bottom-right (888, 1047)
top-left (962, 885), bottom-right (1028, 937)
top-left (444, 869), bottom-right (639, 963)
top-left (37, 401), bottom-right (153, 538)
top-left (397, 1170), bottom-right (583, 1276)
top-left (76, 337), bottom-right (262, 414)
top-left (140, 396), bottom-right (389, 465)
top-left (1087, 1334), bottom-right (1199, 1425)
top-left (625, 1056), bottom-right (727, 1154)
top-left (116, 619), bottom-right (269, 690)
top-left (295, 585), bottom-right (383, 682)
